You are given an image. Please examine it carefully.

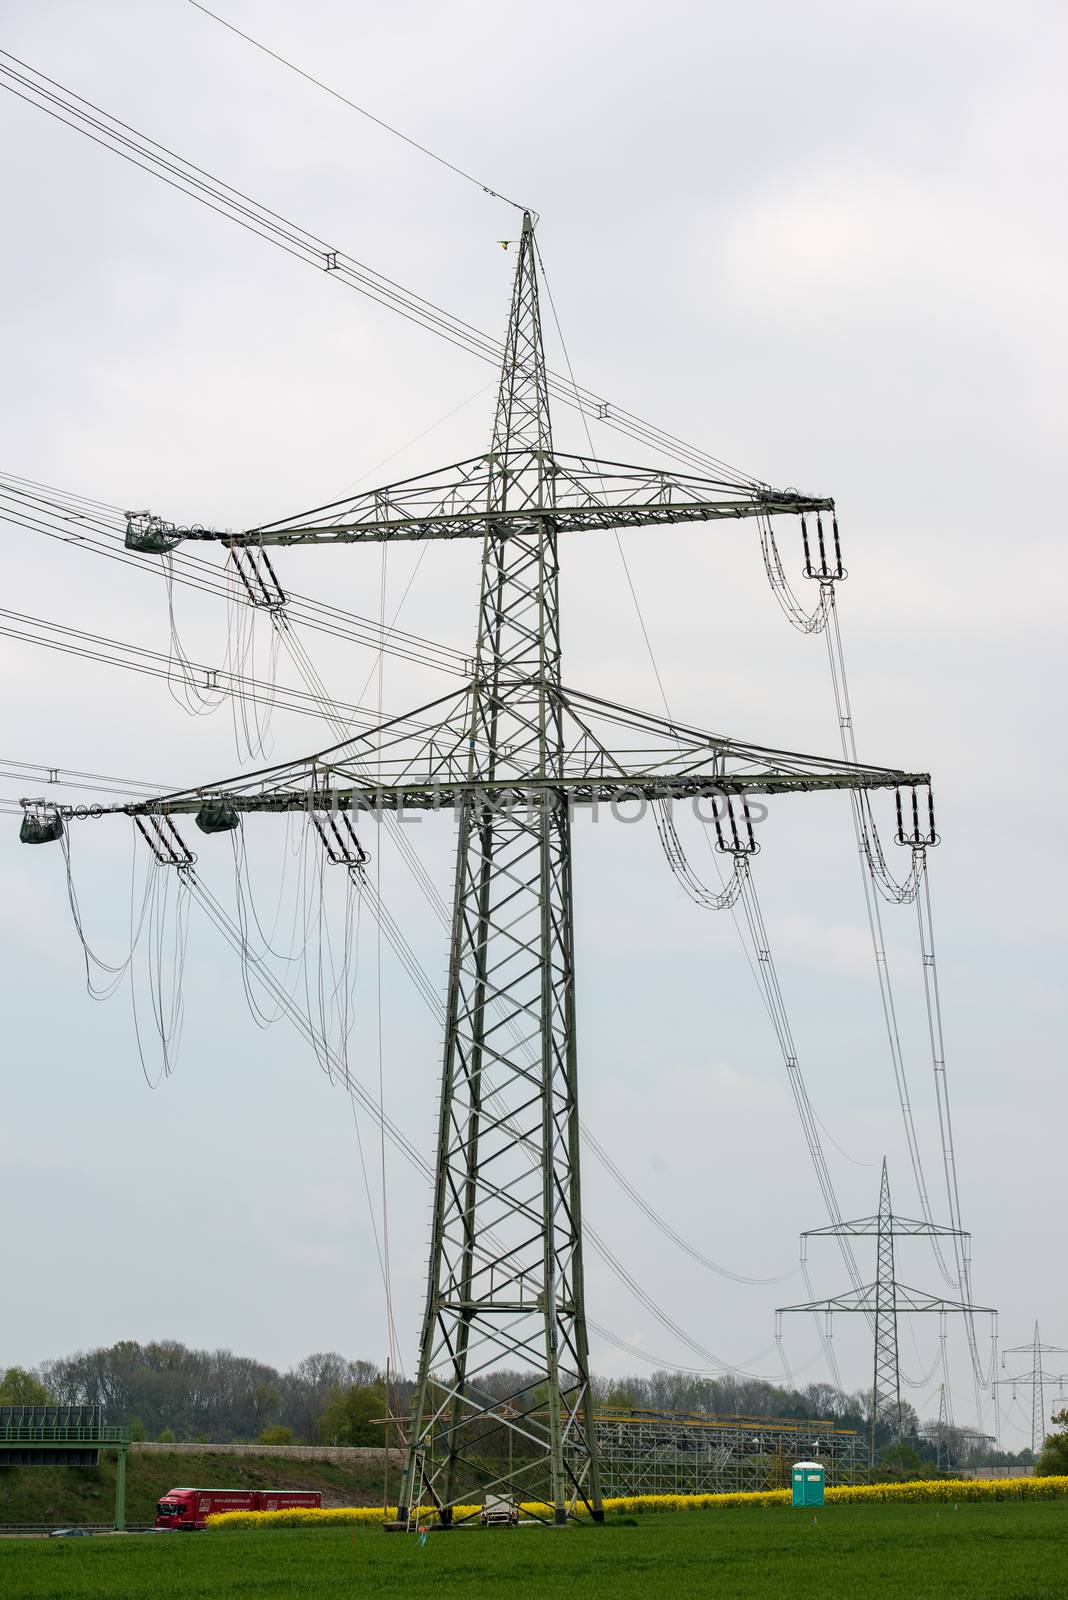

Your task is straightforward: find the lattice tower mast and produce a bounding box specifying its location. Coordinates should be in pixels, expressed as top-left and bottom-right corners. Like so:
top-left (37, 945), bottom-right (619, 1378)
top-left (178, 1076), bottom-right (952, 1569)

top-left (1031, 1324), bottom-right (1045, 1461)
top-left (996, 1323), bottom-right (1068, 1456)
top-left (397, 216), bottom-right (598, 1526)
top-left (872, 1158), bottom-right (902, 1454)
top-left (779, 1158), bottom-right (993, 1470)
top-left (935, 1384), bottom-right (949, 1471)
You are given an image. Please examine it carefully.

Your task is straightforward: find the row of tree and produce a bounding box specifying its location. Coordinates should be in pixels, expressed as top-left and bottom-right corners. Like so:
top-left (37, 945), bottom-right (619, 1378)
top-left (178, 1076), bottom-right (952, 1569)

top-left (0, 1345), bottom-right (386, 1446)
top-left (0, 1344), bottom-right (1042, 1467)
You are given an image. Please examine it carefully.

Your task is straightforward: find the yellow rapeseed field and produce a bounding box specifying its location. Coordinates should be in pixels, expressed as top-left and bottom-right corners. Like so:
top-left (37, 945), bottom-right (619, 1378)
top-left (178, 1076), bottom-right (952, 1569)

top-left (205, 1475), bottom-right (1068, 1529)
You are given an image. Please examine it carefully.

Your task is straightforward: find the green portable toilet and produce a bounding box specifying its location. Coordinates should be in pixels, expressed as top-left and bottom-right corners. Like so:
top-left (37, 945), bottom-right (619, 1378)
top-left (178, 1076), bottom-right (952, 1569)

top-left (792, 1460), bottom-right (825, 1507)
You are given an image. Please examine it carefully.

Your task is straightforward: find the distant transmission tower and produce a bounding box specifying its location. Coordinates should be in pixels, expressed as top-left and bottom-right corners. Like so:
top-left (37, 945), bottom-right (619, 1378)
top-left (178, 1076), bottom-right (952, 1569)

top-left (778, 1158), bottom-right (993, 1469)
top-left (935, 1383), bottom-right (950, 1471)
top-left (995, 1323), bottom-right (1068, 1456)
top-left (25, 214), bottom-right (937, 1525)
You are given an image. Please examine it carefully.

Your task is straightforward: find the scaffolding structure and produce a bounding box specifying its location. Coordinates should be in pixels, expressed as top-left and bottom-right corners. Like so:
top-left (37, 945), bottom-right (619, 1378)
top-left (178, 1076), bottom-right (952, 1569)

top-left (593, 1410), bottom-right (863, 1496)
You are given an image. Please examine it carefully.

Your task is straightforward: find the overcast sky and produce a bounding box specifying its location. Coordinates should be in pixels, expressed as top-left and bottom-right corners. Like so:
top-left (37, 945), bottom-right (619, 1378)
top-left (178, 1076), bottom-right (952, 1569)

top-left (2, 0), bottom-right (1066, 1449)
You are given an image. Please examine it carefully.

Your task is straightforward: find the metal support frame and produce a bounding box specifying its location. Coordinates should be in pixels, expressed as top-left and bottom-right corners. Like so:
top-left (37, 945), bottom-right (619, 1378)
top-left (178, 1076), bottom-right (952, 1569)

top-left (377, 1407), bottom-right (862, 1496)
top-left (778, 1160), bottom-right (994, 1471)
top-left (114, 1441), bottom-right (127, 1530)
top-left (593, 1411), bottom-right (862, 1495)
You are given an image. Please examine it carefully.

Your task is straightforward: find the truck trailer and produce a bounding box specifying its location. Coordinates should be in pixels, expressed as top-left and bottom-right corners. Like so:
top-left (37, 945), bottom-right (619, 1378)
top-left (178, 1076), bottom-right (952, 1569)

top-left (155, 1487), bottom-right (321, 1529)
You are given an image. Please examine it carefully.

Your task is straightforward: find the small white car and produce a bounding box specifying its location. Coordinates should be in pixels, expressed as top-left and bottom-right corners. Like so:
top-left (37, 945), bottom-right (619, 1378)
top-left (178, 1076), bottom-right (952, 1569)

top-left (480, 1495), bottom-right (518, 1526)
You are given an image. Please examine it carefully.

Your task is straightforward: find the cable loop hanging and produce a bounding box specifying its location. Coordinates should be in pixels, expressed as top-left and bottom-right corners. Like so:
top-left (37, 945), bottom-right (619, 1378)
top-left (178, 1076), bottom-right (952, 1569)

top-left (652, 797), bottom-right (749, 910)
top-left (849, 785), bottom-right (939, 907)
top-left (760, 514), bottom-right (830, 634)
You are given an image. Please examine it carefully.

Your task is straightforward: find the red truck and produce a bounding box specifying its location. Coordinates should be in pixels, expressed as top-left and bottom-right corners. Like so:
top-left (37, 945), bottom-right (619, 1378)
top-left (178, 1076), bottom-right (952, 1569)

top-left (155, 1487), bottom-right (321, 1529)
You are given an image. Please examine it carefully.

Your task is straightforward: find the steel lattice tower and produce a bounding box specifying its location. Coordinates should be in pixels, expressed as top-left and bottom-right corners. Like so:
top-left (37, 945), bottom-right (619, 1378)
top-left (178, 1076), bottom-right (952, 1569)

top-left (1029, 1325), bottom-right (1045, 1460)
top-left (779, 1158), bottom-right (993, 1470)
top-left (42, 210), bottom-right (947, 1524)
top-left (934, 1384), bottom-right (949, 1472)
top-left (397, 217), bottom-right (599, 1526)
top-left (996, 1323), bottom-right (1068, 1456)
top-left (872, 1159), bottom-right (902, 1451)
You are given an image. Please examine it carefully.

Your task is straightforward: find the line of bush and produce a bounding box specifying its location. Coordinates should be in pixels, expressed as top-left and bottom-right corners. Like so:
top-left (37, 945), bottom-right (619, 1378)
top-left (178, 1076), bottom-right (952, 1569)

top-left (204, 1474), bottom-right (1068, 1528)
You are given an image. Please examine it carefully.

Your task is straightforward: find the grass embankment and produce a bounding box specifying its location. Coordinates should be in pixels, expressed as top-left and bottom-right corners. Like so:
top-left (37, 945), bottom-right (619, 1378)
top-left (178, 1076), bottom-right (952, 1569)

top-left (3, 1504), bottom-right (1068, 1599)
top-left (0, 1451), bottom-right (391, 1526)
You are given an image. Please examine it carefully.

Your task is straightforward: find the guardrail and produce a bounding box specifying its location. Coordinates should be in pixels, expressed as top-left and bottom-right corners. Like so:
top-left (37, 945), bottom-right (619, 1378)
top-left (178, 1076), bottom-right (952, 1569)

top-left (0, 1524), bottom-right (155, 1536)
top-left (131, 1441), bottom-right (403, 1461)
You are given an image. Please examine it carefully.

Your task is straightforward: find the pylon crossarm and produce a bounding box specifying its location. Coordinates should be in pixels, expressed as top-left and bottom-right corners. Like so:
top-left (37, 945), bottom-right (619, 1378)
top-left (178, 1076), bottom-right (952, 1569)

top-left (66, 680), bottom-right (928, 820)
top-left (994, 1371), bottom-right (1068, 1386)
top-left (893, 1285), bottom-right (998, 1315)
top-left (82, 766), bottom-right (927, 821)
top-left (802, 1215), bottom-right (970, 1239)
top-left (778, 1285), bottom-right (878, 1315)
top-left (127, 452), bottom-right (831, 550)
top-left (779, 1285), bottom-right (995, 1316)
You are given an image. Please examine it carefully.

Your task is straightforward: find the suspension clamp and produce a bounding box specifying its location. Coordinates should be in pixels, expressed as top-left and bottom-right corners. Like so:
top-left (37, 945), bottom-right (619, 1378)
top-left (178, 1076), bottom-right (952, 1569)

top-left (228, 542), bottom-right (288, 610)
top-left (133, 813), bottom-right (197, 868)
top-left (311, 810), bottom-right (370, 870)
top-left (801, 512), bottom-right (846, 582)
top-left (894, 785), bottom-right (939, 847)
top-left (714, 795), bottom-right (761, 856)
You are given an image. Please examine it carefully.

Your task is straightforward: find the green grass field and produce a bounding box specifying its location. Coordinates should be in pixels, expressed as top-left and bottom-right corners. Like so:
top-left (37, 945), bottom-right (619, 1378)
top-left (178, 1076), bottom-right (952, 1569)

top-left (3, 1503), bottom-right (1067, 1600)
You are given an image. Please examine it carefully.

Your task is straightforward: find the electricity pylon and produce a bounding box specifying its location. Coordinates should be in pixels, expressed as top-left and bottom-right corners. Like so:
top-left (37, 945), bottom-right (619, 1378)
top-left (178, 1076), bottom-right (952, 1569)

top-left (30, 214), bottom-right (937, 1524)
top-left (995, 1323), bottom-right (1068, 1456)
top-left (934, 1384), bottom-right (950, 1471)
top-left (778, 1159), bottom-right (993, 1469)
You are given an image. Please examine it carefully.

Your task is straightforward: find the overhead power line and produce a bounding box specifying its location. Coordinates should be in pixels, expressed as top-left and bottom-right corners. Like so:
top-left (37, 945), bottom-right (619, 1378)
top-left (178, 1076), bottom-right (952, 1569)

top-left (0, 757), bottom-right (171, 800)
top-left (6, 607), bottom-right (800, 1311)
top-left (0, 49), bottom-right (757, 487)
top-left (186, 1), bottom-right (532, 216)
top-left (0, 474), bottom-right (470, 678)
top-left (69, 851), bottom-right (784, 1389)
top-left (0, 605), bottom-right (447, 734)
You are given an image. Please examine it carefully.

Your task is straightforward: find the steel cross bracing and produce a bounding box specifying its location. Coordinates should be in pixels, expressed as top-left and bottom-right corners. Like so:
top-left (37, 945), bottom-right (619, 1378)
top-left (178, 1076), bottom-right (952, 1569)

top-left (60, 213), bottom-right (932, 1524)
top-left (779, 1160), bottom-right (993, 1470)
